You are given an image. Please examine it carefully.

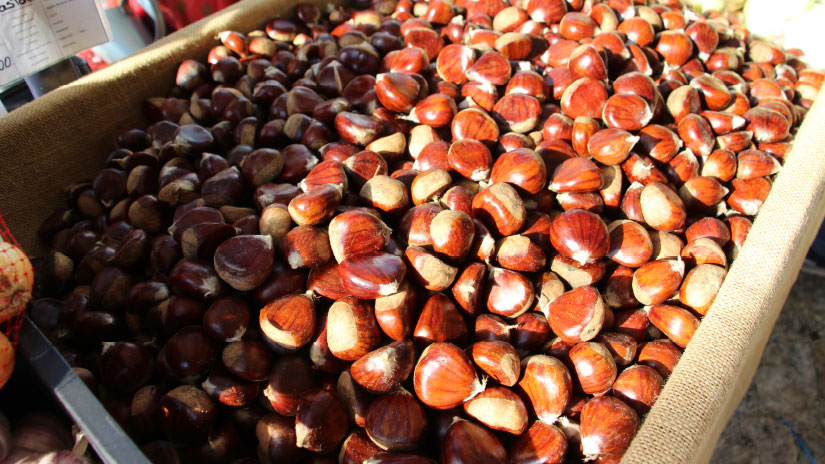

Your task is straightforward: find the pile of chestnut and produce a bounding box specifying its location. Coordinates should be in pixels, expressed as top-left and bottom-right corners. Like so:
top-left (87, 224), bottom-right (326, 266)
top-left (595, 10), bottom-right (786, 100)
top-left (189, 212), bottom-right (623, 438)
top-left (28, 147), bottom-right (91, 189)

top-left (28, 0), bottom-right (821, 461)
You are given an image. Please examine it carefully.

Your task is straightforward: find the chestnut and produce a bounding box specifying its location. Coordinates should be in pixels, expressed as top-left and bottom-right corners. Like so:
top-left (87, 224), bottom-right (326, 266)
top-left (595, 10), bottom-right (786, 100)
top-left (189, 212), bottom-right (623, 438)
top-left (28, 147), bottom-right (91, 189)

top-left (264, 355), bottom-right (318, 417)
top-left (441, 420), bottom-right (507, 464)
top-left (259, 294), bottom-right (316, 353)
top-left (580, 396), bottom-right (639, 457)
top-left (159, 385), bottom-right (217, 443)
top-left (413, 343), bottom-right (483, 410)
top-left (295, 389), bottom-right (349, 453)
top-left (99, 341), bottom-right (153, 393)
top-left (365, 389), bottom-right (428, 451)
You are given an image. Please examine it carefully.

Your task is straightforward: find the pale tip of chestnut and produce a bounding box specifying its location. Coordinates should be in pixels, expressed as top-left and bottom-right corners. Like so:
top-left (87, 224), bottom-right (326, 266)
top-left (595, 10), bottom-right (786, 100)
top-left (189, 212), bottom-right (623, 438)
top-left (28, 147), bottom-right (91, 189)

top-left (458, 97), bottom-right (476, 111)
top-left (557, 416), bottom-right (579, 440)
top-left (463, 375), bottom-right (488, 403)
top-left (480, 235), bottom-right (496, 263)
top-left (295, 421), bottom-right (311, 448)
top-left (480, 83), bottom-right (497, 93)
top-left (288, 250), bottom-right (304, 269)
top-left (713, 201), bottom-right (730, 217)
top-left (378, 280), bottom-right (401, 296)
top-left (581, 435), bottom-right (601, 458)
top-left (203, 276), bottom-right (221, 298)
top-left (471, 169), bottom-right (491, 182)
top-left (671, 256), bottom-right (685, 275)
top-left (739, 201), bottom-right (761, 216)
top-left (304, 156), bottom-right (319, 172)
top-left (640, 105), bottom-right (654, 127)
top-left (407, 108), bottom-right (421, 124)
top-left (571, 249), bottom-right (594, 267)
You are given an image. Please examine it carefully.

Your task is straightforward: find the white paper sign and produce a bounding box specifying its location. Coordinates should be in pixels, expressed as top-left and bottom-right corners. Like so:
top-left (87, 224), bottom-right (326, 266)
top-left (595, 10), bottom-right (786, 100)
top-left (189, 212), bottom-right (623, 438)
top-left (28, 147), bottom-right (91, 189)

top-left (0, 0), bottom-right (112, 88)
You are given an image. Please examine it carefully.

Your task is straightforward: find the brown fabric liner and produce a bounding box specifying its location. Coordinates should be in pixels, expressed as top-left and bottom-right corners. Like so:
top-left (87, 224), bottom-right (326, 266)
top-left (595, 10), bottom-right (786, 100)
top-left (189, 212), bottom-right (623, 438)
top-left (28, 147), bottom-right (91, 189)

top-left (1, 0), bottom-right (824, 461)
top-left (0, 0), bottom-right (330, 255)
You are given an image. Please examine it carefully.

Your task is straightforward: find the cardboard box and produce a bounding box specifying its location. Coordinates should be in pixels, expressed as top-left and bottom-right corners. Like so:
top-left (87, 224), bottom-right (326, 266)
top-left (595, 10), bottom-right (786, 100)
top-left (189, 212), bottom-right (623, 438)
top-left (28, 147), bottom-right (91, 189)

top-left (1, 0), bottom-right (824, 462)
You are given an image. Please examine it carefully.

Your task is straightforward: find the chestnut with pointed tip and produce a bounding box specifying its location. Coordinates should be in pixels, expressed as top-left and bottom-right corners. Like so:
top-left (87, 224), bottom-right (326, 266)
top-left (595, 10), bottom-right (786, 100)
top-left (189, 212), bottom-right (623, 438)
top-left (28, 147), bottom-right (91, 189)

top-left (374, 281), bottom-right (418, 341)
top-left (430, 210), bottom-right (475, 261)
top-left (213, 235), bottom-right (274, 291)
top-left (640, 182), bottom-right (687, 232)
top-left (518, 355), bottom-right (573, 423)
top-left (602, 94), bottom-right (653, 131)
top-left (413, 293), bottom-right (468, 345)
top-left (413, 342), bottom-right (484, 410)
top-left (441, 419), bottom-right (507, 464)
top-left (339, 252), bottom-right (407, 299)
top-left (580, 396), bottom-right (640, 457)
top-left (405, 246), bottom-right (458, 292)
top-left (549, 209), bottom-right (610, 265)
top-left (680, 264), bottom-right (727, 315)
top-left (490, 148), bottom-right (548, 195)
top-left (295, 389), bottom-right (349, 453)
top-left (487, 267), bottom-right (535, 318)
top-left (647, 304), bottom-right (700, 348)
top-left (288, 184), bottom-right (343, 226)
top-left (340, 430), bottom-right (382, 464)
top-left (495, 235), bottom-right (546, 272)
top-left (471, 340), bottom-right (520, 387)
top-left (632, 259), bottom-right (685, 306)
top-left (638, 339), bottom-right (683, 379)
top-left (160, 385), bottom-right (217, 443)
top-left (259, 294), bottom-right (316, 353)
top-left (360, 175), bottom-right (411, 215)
top-left (471, 182), bottom-right (527, 236)
top-left (510, 420), bottom-right (568, 464)
top-left (351, 340), bottom-right (416, 394)
top-left (447, 139), bottom-right (493, 182)
top-left (612, 364), bottom-right (664, 414)
top-left (282, 225), bottom-right (331, 269)
top-left (546, 286), bottom-right (606, 343)
top-left (606, 220), bottom-right (653, 268)
top-left (327, 297), bottom-right (382, 361)
top-left (595, 332), bottom-right (637, 367)
top-left (588, 128), bottom-right (639, 166)
top-left (376, 73), bottom-right (421, 112)
top-left (452, 262), bottom-right (487, 316)
top-left (681, 238), bottom-right (728, 268)
top-left (365, 389), bottom-right (428, 451)
top-left (549, 157), bottom-right (602, 193)
top-left (463, 386), bottom-right (528, 434)
top-left (329, 210), bottom-right (392, 263)
top-left (569, 341), bottom-right (617, 395)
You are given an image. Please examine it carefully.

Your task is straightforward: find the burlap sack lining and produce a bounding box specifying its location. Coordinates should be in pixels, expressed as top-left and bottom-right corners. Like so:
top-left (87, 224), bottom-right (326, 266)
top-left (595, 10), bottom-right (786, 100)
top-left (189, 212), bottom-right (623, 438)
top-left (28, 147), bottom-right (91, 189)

top-left (1, 0), bottom-right (824, 462)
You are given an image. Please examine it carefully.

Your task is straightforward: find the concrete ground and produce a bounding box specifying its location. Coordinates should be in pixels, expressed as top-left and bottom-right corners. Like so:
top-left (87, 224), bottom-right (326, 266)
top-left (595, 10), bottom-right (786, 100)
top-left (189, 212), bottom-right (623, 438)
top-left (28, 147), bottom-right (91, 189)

top-left (711, 270), bottom-right (825, 464)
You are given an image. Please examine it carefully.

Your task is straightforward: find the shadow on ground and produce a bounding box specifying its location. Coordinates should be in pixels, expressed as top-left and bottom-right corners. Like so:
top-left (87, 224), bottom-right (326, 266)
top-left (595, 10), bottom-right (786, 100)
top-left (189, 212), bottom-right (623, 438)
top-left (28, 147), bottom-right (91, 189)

top-left (711, 271), bottom-right (825, 464)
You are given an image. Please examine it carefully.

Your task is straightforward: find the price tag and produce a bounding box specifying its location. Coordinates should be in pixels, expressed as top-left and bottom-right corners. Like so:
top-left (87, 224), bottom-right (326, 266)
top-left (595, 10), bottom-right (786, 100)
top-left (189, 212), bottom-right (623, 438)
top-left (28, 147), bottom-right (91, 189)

top-left (0, 0), bottom-right (112, 88)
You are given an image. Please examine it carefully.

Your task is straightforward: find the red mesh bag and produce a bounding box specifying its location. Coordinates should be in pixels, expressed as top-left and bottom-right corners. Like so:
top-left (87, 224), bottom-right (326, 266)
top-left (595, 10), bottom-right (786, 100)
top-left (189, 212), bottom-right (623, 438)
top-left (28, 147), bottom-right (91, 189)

top-left (0, 215), bottom-right (30, 341)
top-left (0, 211), bottom-right (32, 387)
